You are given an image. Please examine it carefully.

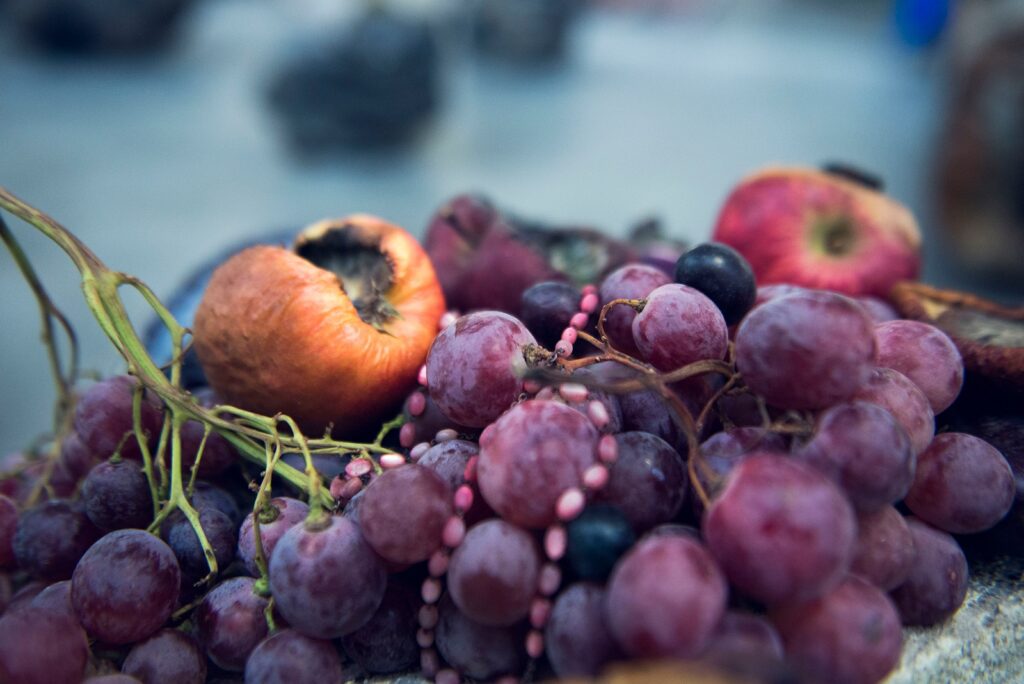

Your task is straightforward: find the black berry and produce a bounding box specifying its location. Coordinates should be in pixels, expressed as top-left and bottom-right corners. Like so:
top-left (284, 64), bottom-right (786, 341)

top-left (674, 242), bottom-right (756, 326)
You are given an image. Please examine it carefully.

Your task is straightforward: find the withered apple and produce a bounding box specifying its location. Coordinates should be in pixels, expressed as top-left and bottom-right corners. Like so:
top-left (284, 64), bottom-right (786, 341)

top-left (712, 167), bottom-right (921, 299)
top-left (193, 216), bottom-right (445, 436)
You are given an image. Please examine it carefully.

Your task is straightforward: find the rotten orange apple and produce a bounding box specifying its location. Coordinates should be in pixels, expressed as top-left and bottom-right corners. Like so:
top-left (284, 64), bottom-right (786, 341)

top-left (712, 166), bottom-right (921, 299)
top-left (193, 215), bottom-right (445, 435)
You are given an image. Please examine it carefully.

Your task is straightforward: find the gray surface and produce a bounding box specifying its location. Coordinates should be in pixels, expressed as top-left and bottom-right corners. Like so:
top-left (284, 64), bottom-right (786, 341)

top-left (0, 0), bottom-right (946, 453)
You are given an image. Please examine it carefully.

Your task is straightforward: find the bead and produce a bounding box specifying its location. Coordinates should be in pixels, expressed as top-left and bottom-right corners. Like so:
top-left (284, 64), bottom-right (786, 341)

top-left (435, 669), bottom-right (460, 684)
top-left (422, 578), bottom-right (443, 604)
top-left (569, 312), bottom-right (589, 330)
top-left (580, 292), bottom-right (599, 313)
top-left (581, 284), bottom-right (598, 296)
top-left (538, 562), bottom-right (562, 596)
top-left (333, 476), bottom-right (362, 501)
top-left (418, 365), bottom-right (429, 386)
top-left (522, 379), bottom-right (542, 394)
top-left (380, 453), bottom-right (406, 470)
top-left (556, 488), bottom-right (585, 522)
top-left (435, 428), bottom-right (459, 443)
top-left (554, 340), bottom-right (573, 357)
top-left (428, 550), bottom-right (450, 578)
top-left (587, 400), bottom-right (609, 429)
top-left (420, 649), bottom-right (440, 677)
top-left (582, 463), bottom-right (609, 491)
top-left (399, 422), bottom-right (417, 449)
top-left (416, 628), bottom-right (435, 649)
top-left (345, 459), bottom-right (372, 479)
top-left (463, 456), bottom-right (478, 483)
top-left (558, 383), bottom-right (588, 403)
top-left (544, 525), bottom-right (567, 560)
top-left (418, 604), bottom-right (439, 630)
top-left (439, 311), bottom-right (459, 330)
top-left (454, 485), bottom-right (474, 513)
top-left (598, 434), bottom-right (619, 464)
top-left (561, 327), bottom-right (578, 345)
top-left (442, 516), bottom-right (466, 548)
top-left (530, 598), bottom-right (551, 629)
top-left (410, 442), bottom-right (431, 462)
top-left (526, 630), bottom-right (545, 659)
top-left (407, 391), bottom-right (427, 417)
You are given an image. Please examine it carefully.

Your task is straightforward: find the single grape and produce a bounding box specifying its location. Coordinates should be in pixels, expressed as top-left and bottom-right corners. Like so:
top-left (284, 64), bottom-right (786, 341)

top-left (904, 432), bottom-right (1015, 534)
top-left (596, 431), bottom-right (686, 532)
top-left (122, 628), bottom-right (207, 684)
top-left (794, 401), bottom-right (915, 512)
top-left (196, 576), bottom-right (269, 671)
top-left (520, 280), bottom-right (581, 348)
top-left (417, 439), bottom-right (492, 525)
top-left (435, 594), bottom-right (526, 680)
top-left (632, 283), bottom-right (729, 372)
top-left (426, 311), bottom-right (537, 427)
top-left (565, 504), bottom-right (636, 581)
top-left (71, 529), bottom-right (180, 644)
top-left (694, 427), bottom-right (789, 515)
top-left (874, 319), bottom-right (963, 413)
top-left (851, 505), bottom-right (915, 592)
top-left (237, 496), bottom-right (308, 578)
top-left (0, 495), bottom-right (17, 568)
top-left (754, 283), bottom-right (810, 307)
top-left (243, 629), bottom-right (342, 684)
top-left (339, 579), bottom-right (420, 674)
top-left (478, 399), bottom-right (598, 529)
top-left (268, 515), bottom-right (386, 638)
top-left (889, 518), bottom-right (968, 626)
top-left (59, 431), bottom-right (99, 480)
top-left (360, 464), bottom-right (452, 564)
top-left (0, 608), bottom-right (89, 684)
top-left (73, 375), bottom-right (163, 461)
top-left (13, 500), bottom-right (101, 580)
top-left (771, 575), bottom-right (903, 684)
top-left (702, 611), bottom-right (784, 666)
top-left (618, 388), bottom-right (686, 452)
top-left (851, 367), bottom-right (934, 455)
top-left (81, 458), bottom-right (153, 531)
top-left (735, 290), bottom-right (876, 409)
top-left (545, 582), bottom-right (622, 677)
top-left (448, 518), bottom-right (540, 626)
top-left (606, 533), bottom-right (727, 658)
top-left (673, 242), bottom-right (757, 325)
top-left (703, 453), bottom-right (856, 605)
top-left (29, 580), bottom-right (76, 621)
top-left (599, 263), bottom-right (671, 356)
top-left (161, 507), bottom-right (237, 584)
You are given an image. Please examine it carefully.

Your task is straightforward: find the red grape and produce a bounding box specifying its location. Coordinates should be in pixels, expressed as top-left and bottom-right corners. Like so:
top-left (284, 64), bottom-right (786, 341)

top-left (0, 608), bottom-right (89, 684)
top-left (599, 263), bottom-right (671, 356)
top-left (122, 628), bottom-right (207, 684)
top-left (360, 464), bottom-right (452, 564)
top-left (703, 610), bottom-right (784, 665)
top-left (243, 629), bottom-right (342, 684)
top-left (435, 594), bottom-right (526, 680)
top-left (81, 459), bottom-right (153, 530)
top-left (29, 579), bottom-right (76, 621)
top-left (851, 367), bottom-right (934, 455)
top-left (14, 500), bottom-right (101, 580)
top-left (73, 375), bottom-right (163, 461)
top-left (340, 579), bottom-right (420, 674)
top-left (874, 319), bottom-right (963, 413)
top-left (196, 576), bottom-right (269, 671)
top-left (851, 505), bottom-right (915, 592)
top-left (631, 283), bottom-right (728, 372)
top-left (237, 496), bottom-right (308, 578)
top-left (596, 431), bottom-right (686, 532)
top-left (161, 507), bottom-right (237, 584)
top-left (889, 518), bottom-right (968, 626)
top-left (546, 582), bottom-right (622, 677)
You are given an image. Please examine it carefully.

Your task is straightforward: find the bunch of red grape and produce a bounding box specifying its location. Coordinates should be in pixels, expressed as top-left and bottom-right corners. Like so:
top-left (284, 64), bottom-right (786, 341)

top-left (0, 232), bottom-right (1017, 684)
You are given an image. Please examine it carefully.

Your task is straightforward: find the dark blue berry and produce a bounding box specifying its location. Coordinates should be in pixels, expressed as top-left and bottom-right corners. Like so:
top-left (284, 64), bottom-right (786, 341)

top-left (520, 281), bottom-right (580, 348)
top-left (565, 504), bottom-right (635, 581)
top-left (673, 242), bottom-right (756, 326)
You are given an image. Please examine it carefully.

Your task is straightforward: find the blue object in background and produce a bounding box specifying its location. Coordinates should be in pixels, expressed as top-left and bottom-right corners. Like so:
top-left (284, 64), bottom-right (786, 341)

top-left (894, 0), bottom-right (951, 47)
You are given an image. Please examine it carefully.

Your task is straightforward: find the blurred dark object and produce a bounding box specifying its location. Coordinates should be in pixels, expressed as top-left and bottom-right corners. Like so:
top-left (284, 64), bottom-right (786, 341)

top-left (266, 6), bottom-right (439, 153)
top-left (144, 229), bottom-right (295, 390)
top-left (893, 0), bottom-right (951, 47)
top-left (936, 1), bottom-right (1024, 290)
top-left (472, 0), bottom-right (579, 64)
top-left (629, 217), bottom-right (687, 276)
top-left (6, 0), bottom-right (194, 54)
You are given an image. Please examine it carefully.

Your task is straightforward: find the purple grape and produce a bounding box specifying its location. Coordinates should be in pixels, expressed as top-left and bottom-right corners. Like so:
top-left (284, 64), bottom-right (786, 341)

top-left (0, 608), bottom-right (89, 684)
top-left (794, 401), bottom-right (915, 512)
top-left (735, 290), bottom-right (876, 410)
top-left (674, 242), bottom-right (757, 326)
top-left (360, 464), bottom-right (452, 564)
top-left (29, 580), bottom-right (76, 621)
top-left (244, 629), bottom-right (342, 684)
top-left (417, 439), bottom-right (493, 525)
top-left (619, 388), bottom-right (686, 452)
top-left (546, 582), bottom-right (622, 677)
top-left (268, 515), bottom-right (386, 638)
top-left (632, 283), bottom-right (729, 371)
top-left (694, 427), bottom-right (789, 511)
top-left (85, 676), bottom-right (141, 683)
top-left (606, 533), bottom-right (727, 658)
top-left (599, 263), bottom-right (671, 356)
top-left (754, 283), bottom-right (810, 307)
top-left (161, 507), bottom-right (237, 584)
top-left (237, 496), bottom-right (308, 578)
top-left (851, 367), bottom-right (934, 455)
top-left (889, 518), bottom-right (968, 626)
top-left (875, 319), bottom-right (963, 413)
top-left (426, 311), bottom-right (536, 428)
top-left (702, 611), bottom-right (784, 665)
top-left (478, 399), bottom-right (598, 529)
top-left (520, 280), bottom-right (581, 348)
top-left (771, 575), bottom-right (903, 684)
top-left (13, 500), bottom-right (101, 580)
top-left (73, 375), bottom-right (164, 461)
top-left (0, 495), bottom-right (17, 568)
top-left (856, 296), bottom-right (899, 323)
top-left (71, 529), bottom-right (180, 644)
top-left (596, 431), bottom-right (686, 532)
top-left (59, 431), bottom-right (99, 480)
top-left (339, 579), bottom-right (420, 674)
top-left (448, 518), bottom-right (540, 626)
top-left (565, 504), bottom-right (636, 581)
top-left (434, 594), bottom-right (526, 680)
top-left (851, 505), bottom-right (915, 592)
top-left (81, 459), bottom-right (153, 530)
top-left (196, 576), bottom-right (269, 671)
top-left (905, 432), bottom-right (1015, 534)
top-left (5, 579), bottom-right (46, 613)
top-left (559, 369), bottom-right (624, 434)
top-left (179, 418), bottom-right (237, 478)
top-left (191, 481), bottom-right (242, 524)
top-left (122, 628), bottom-right (207, 684)
top-left (703, 453), bottom-right (856, 605)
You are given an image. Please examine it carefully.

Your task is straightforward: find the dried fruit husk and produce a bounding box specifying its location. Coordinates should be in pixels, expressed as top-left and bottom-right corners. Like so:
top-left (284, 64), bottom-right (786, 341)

top-left (891, 282), bottom-right (1024, 389)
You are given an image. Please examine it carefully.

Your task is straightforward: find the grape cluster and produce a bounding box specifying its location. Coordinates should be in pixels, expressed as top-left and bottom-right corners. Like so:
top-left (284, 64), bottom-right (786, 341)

top-left (0, 226), bottom-right (1017, 684)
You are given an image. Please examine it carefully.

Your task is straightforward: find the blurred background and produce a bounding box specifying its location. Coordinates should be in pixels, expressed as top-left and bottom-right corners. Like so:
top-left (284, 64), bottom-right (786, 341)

top-left (2, 0), bottom-right (1022, 453)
